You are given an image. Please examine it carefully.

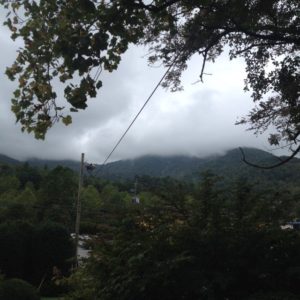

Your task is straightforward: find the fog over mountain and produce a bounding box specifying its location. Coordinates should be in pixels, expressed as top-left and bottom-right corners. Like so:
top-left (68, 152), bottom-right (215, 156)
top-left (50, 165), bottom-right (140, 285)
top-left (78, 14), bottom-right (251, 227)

top-left (1, 148), bottom-right (298, 184)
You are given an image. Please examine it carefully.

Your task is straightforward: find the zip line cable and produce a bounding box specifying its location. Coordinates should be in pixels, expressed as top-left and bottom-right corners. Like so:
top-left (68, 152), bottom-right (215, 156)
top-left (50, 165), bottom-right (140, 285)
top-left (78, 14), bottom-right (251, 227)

top-left (98, 54), bottom-right (180, 171)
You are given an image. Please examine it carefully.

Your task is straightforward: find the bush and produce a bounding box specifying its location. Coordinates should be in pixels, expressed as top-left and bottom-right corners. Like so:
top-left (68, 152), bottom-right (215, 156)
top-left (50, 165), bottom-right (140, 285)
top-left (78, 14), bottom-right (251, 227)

top-left (0, 278), bottom-right (40, 300)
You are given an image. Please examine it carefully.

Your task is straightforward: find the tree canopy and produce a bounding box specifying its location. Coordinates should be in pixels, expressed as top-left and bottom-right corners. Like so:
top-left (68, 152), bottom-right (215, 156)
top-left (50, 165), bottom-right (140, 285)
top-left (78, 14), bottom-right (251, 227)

top-left (65, 173), bottom-right (300, 300)
top-left (1, 0), bottom-right (299, 154)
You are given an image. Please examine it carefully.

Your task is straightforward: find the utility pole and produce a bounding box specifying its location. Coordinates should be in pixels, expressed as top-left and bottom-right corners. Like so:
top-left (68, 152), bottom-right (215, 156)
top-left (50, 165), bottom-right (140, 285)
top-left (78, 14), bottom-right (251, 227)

top-left (75, 152), bottom-right (84, 267)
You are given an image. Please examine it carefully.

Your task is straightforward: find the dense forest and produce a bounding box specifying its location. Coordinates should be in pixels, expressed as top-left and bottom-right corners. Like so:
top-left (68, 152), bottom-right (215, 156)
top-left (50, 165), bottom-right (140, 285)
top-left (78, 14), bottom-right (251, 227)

top-left (1, 157), bottom-right (300, 299)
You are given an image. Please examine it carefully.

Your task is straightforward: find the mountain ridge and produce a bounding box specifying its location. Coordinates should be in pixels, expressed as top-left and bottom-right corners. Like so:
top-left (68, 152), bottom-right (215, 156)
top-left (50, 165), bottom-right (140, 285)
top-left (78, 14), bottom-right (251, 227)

top-left (0, 148), bottom-right (298, 183)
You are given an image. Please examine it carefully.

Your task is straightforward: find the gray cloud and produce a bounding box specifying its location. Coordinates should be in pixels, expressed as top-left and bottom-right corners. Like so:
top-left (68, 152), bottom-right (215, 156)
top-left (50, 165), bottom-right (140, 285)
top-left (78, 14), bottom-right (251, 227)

top-left (0, 11), bottom-right (272, 164)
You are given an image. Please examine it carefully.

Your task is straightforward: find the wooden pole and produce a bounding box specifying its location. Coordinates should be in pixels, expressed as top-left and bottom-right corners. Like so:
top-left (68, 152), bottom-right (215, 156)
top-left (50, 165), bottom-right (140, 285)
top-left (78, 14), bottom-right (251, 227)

top-left (75, 152), bottom-right (84, 267)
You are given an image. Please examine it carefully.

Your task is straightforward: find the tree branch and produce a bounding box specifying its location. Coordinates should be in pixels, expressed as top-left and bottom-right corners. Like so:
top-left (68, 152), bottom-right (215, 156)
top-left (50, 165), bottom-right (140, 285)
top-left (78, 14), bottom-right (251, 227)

top-left (199, 49), bottom-right (208, 82)
top-left (230, 18), bottom-right (300, 46)
top-left (239, 146), bottom-right (300, 169)
top-left (233, 41), bottom-right (286, 55)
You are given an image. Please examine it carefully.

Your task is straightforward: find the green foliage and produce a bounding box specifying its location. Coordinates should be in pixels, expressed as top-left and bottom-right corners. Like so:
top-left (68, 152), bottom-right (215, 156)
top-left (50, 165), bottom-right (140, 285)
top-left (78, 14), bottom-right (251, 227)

top-left (38, 166), bottom-right (77, 229)
top-left (0, 278), bottom-right (40, 300)
top-left (0, 221), bottom-right (34, 280)
top-left (67, 174), bottom-right (300, 300)
top-left (81, 185), bottom-right (102, 219)
top-left (0, 175), bottom-right (20, 193)
top-left (31, 222), bottom-right (74, 283)
top-left (1, 159), bottom-right (300, 299)
top-left (64, 266), bottom-right (97, 300)
top-left (0, 186), bottom-right (37, 222)
top-left (0, 221), bottom-right (74, 287)
top-left (0, 163), bottom-right (77, 296)
top-left (16, 163), bottom-right (42, 189)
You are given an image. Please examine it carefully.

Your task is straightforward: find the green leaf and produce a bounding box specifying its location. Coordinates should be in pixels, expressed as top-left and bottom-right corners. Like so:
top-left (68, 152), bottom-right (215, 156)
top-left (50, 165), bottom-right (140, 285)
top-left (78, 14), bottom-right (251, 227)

top-left (13, 89), bottom-right (21, 98)
top-left (62, 115), bottom-right (72, 126)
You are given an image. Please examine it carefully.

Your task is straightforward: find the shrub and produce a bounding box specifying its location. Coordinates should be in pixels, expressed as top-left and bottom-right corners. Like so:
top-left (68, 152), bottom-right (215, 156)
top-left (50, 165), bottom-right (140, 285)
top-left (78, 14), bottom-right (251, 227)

top-left (0, 278), bottom-right (40, 300)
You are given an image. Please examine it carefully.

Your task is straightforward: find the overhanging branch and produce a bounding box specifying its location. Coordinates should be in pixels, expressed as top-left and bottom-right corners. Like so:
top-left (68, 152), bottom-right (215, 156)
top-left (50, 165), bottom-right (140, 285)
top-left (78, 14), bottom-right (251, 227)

top-left (239, 145), bottom-right (300, 169)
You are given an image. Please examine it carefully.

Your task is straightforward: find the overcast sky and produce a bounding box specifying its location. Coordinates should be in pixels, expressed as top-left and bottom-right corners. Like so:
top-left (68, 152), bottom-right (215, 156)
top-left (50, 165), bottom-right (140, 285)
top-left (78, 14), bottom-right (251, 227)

top-left (0, 10), bottom-right (275, 164)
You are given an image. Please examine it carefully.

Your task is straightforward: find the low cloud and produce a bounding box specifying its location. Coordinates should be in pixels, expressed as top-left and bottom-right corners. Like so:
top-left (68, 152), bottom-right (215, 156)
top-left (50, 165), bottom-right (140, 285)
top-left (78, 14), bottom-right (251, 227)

top-left (0, 14), bottom-right (270, 163)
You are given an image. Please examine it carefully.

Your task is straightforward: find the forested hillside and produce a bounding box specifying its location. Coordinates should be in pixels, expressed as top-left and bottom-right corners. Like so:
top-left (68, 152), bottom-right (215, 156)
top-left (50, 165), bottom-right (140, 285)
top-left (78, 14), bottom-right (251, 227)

top-left (1, 148), bottom-right (299, 184)
top-left (98, 148), bottom-right (300, 184)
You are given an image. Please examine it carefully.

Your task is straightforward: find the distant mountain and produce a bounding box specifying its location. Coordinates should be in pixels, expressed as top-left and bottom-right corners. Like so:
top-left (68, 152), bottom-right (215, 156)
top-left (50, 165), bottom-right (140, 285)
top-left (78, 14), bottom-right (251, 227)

top-left (98, 148), bottom-right (300, 183)
top-left (0, 155), bottom-right (80, 171)
top-left (0, 154), bottom-right (20, 165)
top-left (0, 148), bottom-right (299, 183)
top-left (26, 158), bottom-right (79, 171)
